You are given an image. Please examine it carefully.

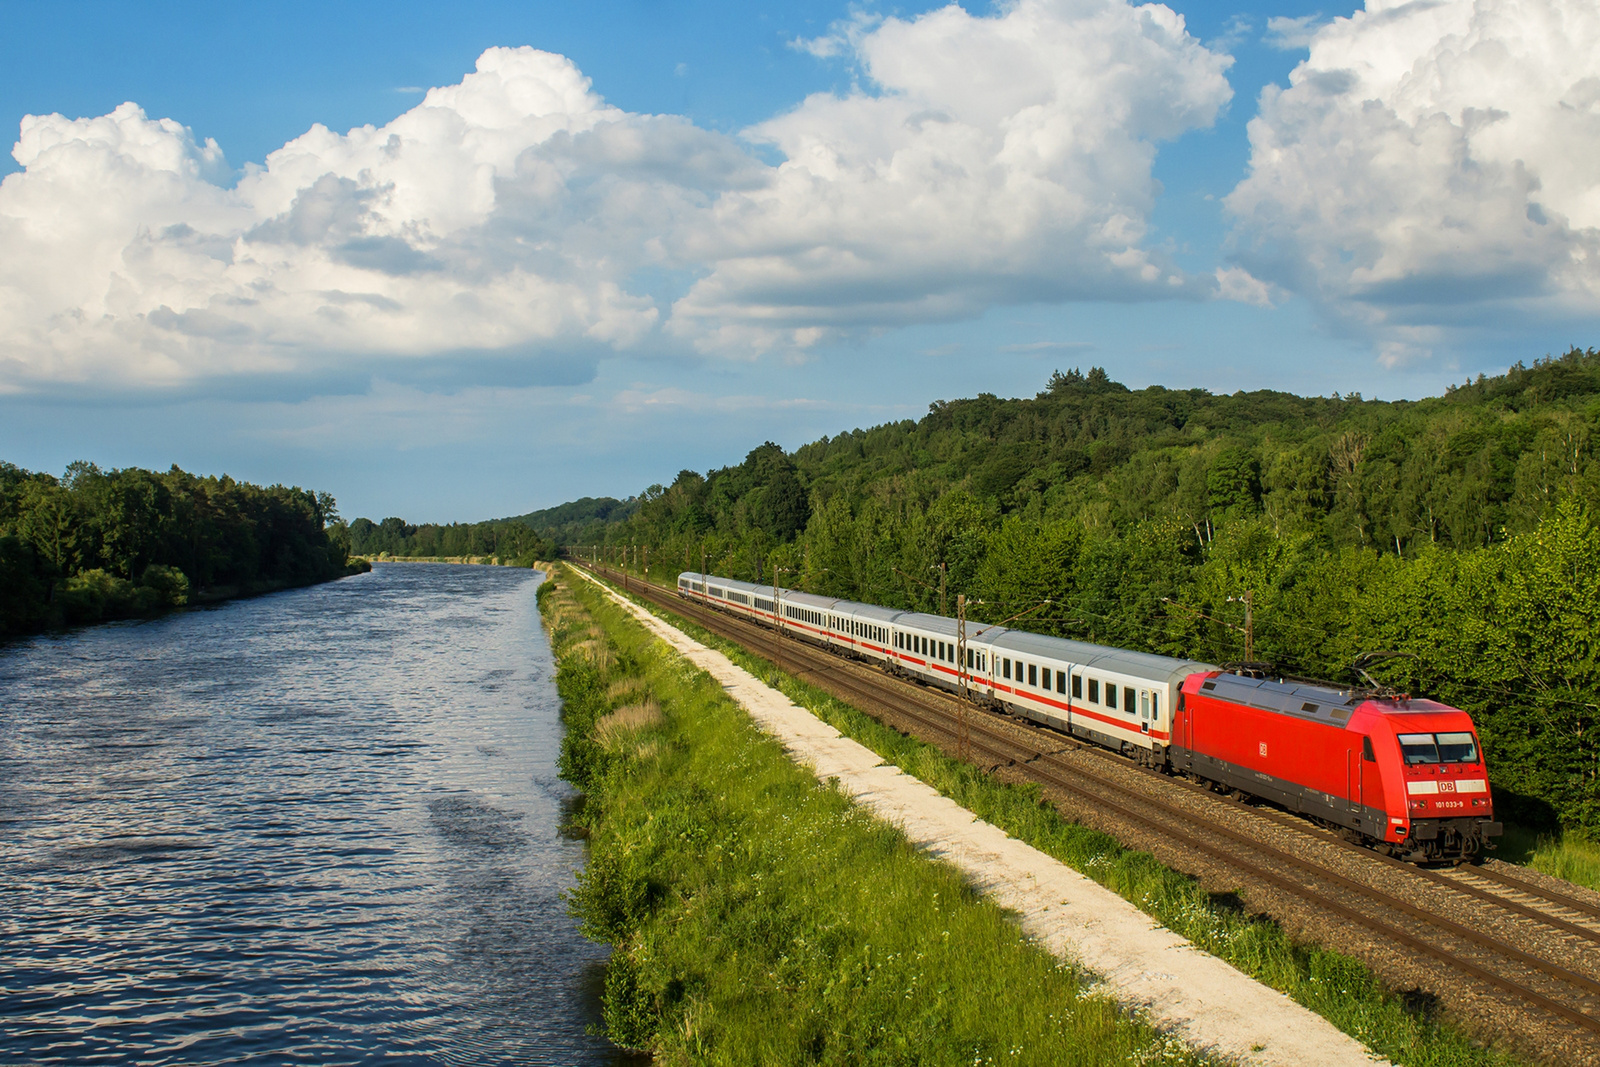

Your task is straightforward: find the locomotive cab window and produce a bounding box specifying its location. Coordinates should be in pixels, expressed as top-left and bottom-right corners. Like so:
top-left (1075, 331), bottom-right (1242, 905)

top-left (1398, 733), bottom-right (1440, 765)
top-left (1436, 732), bottom-right (1479, 763)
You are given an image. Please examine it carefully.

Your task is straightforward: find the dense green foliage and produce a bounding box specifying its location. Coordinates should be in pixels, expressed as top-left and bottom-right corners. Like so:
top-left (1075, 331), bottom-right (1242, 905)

top-left (577, 348), bottom-right (1600, 832)
top-left (509, 494), bottom-right (635, 544)
top-left (346, 514), bottom-right (554, 562)
top-left (636, 580), bottom-right (1528, 1067)
top-left (541, 569), bottom-right (1203, 1065)
top-left (1, 460), bottom-right (362, 638)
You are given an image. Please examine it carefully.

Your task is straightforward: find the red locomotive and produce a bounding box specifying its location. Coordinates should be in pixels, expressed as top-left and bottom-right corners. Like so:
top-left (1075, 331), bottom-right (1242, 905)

top-left (1175, 672), bottom-right (1499, 862)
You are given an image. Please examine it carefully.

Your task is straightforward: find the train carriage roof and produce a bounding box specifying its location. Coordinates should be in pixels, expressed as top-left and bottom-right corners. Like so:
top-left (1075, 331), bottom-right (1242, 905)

top-left (892, 611), bottom-right (962, 638)
top-left (701, 575), bottom-right (766, 596)
top-left (777, 589), bottom-right (842, 611)
top-left (827, 600), bottom-right (904, 624)
top-left (991, 629), bottom-right (1215, 688)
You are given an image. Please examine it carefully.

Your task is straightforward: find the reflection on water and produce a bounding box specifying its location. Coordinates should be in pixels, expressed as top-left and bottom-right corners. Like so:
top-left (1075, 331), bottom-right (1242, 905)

top-left (0, 563), bottom-right (628, 1065)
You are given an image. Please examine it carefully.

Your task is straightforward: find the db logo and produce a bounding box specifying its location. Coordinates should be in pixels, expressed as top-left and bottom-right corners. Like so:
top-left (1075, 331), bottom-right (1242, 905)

top-left (1439, 781), bottom-right (1456, 792)
top-left (1258, 741), bottom-right (1268, 757)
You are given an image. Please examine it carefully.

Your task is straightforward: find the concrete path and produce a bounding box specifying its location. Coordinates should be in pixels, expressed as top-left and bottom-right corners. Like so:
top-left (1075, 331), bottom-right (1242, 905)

top-left (576, 569), bottom-right (1389, 1067)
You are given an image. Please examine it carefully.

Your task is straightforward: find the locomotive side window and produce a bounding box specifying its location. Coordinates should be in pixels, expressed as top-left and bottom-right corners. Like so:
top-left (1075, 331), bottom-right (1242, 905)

top-left (1362, 736), bottom-right (1376, 762)
top-left (1088, 678), bottom-right (1099, 703)
top-left (1398, 733), bottom-right (1440, 765)
top-left (1436, 732), bottom-right (1479, 763)
top-left (1072, 674), bottom-right (1082, 699)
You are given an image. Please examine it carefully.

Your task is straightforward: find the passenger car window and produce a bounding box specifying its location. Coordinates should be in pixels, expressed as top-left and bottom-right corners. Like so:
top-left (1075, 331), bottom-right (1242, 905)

top-left (1003, 658), bottom-right (1011, 680)
top-left (1028, 663), bottom-right (1037, 687)
top-left (1088, 678), bottom-right (1099, 703)
top-left (1072, 674), bottom-right (1082, 699)
top-left (1125, 687), bottom-right (1136, 714)
top-left (1398, 733), bottom-right (1440, 765)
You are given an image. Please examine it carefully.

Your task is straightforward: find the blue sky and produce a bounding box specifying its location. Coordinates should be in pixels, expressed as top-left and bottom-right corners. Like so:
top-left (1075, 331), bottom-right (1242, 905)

top-left (3, 0), bottom-right (1596, 521)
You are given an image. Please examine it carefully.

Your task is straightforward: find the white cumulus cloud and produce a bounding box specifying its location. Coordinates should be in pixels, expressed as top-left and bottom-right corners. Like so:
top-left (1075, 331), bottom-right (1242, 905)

top-left (0, 47), bottom-right (740, 395)
top-left (1226, 0), bottom-right (1600, 351)
top-left (1, 2), bottom-right (1232, 396)
top-left (672, 0), bottom-right (1234, 353)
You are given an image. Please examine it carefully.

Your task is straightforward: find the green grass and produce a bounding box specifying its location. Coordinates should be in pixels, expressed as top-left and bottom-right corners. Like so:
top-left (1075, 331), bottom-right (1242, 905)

top-left (588, 565), bottom-right (1533, 1067)
top-left (1497, 825), bottom-right (1600, 891)
top-left (542, 569), bottom-right (1205, 1066)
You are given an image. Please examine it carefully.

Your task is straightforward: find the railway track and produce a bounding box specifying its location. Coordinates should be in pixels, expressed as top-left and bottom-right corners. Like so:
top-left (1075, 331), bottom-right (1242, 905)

top-left (580, 563), bottom-right (1600, 1058)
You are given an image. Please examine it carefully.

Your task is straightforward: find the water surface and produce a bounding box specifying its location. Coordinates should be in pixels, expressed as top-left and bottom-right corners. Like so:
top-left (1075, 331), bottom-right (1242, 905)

top-left (0, 562), bottom-right (621, 1065)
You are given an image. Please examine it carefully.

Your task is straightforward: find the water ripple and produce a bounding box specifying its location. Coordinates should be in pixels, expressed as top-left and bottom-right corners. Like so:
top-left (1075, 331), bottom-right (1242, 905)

top-left (0, 563), bottom-right (629, 1065)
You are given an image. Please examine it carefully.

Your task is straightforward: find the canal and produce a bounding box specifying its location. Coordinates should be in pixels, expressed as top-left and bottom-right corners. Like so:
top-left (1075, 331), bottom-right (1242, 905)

top-left (0, 562), bottom-right (625, 1064)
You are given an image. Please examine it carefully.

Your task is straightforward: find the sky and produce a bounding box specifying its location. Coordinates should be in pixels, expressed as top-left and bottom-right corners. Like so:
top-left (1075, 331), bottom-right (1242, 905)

top-left (3, 0), bottom-right (1598, 522)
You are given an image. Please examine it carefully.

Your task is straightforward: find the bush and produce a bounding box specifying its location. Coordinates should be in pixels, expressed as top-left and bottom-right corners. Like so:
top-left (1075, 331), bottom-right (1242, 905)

top-left (139, 564), bottom-right (190, 607)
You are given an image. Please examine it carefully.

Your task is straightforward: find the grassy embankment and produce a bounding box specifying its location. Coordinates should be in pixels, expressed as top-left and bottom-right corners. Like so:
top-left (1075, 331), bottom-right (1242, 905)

top-left (1499, 827), bottom-right (1600, 890)
top-left (540, 566), bottom-right (1204, 1066)
top-left (589, 563), bottom-right (1531, 1067)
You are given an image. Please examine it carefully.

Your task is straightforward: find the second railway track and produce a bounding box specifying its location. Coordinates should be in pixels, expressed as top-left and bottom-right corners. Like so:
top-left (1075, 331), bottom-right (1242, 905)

top-left (582, 563), bottom-right (1600, 1063)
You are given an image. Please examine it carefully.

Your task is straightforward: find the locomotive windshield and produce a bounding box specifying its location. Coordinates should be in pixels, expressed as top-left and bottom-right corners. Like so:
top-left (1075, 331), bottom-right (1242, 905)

top-left (1435, 731), bottom-right (1479, 763)
top-left (1398, 731), bottom-right (1479, 765)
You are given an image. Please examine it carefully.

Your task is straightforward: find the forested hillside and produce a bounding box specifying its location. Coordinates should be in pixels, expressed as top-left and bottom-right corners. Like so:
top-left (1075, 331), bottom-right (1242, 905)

top-left (509, 495), bottom-right (635, 543)
top-left (1, 461), bottom-right (365, 638)
top-left (344, 493), bottom-right (626, 562)
top-left (346, 515), bottom-right (554, 562)
top-left (578, 348), bottom-right (1600, 833)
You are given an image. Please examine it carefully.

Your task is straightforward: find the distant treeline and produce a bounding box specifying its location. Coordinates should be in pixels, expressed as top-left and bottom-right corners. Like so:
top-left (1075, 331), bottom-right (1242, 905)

top-left (347, 515), bottom-right (554, 563)
top-left (506, 495), bottom-right (636, 545)
top-left (1, 461), bottom-right (366, 639)
top-left (572, 348), bottom-right (1600, 834)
